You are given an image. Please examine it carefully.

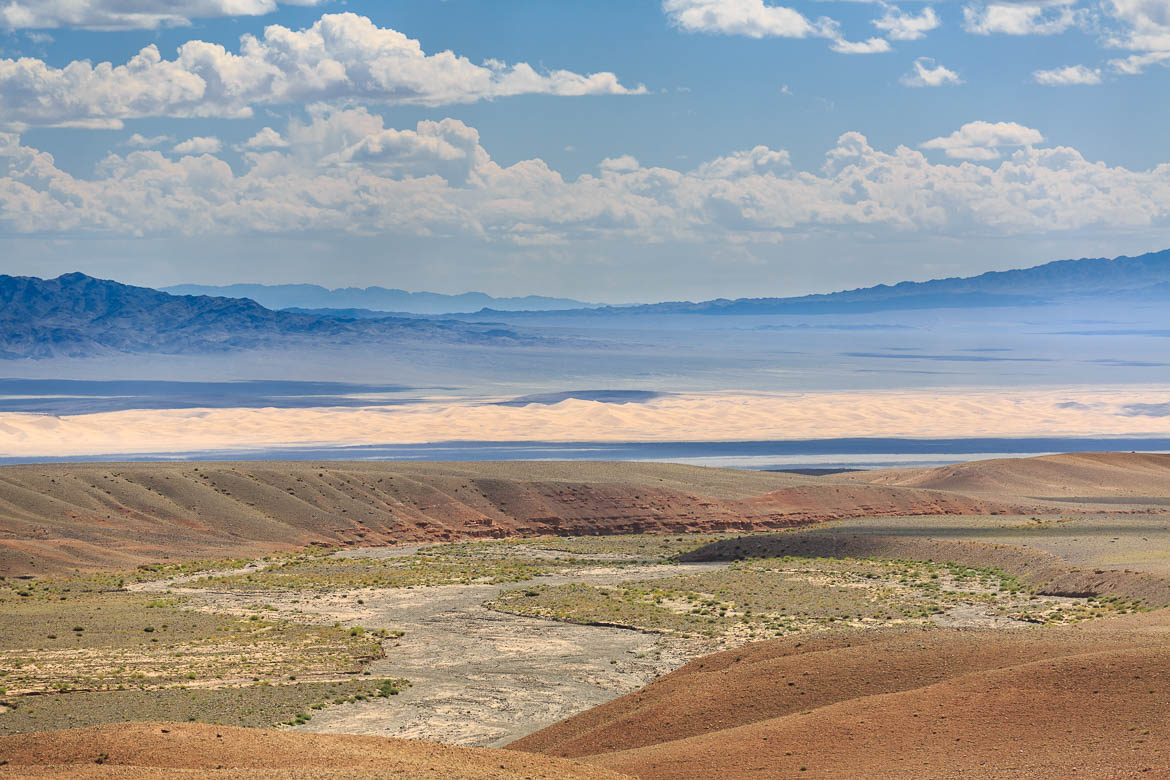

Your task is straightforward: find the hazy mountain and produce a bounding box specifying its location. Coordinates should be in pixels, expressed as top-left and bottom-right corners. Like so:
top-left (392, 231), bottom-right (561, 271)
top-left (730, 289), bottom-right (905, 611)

top-left (161, 283), bottom-right (599, 314)
top-left (471, 248), bottom-right (1170, 318)
top-left (0, 273), bottom-right (536, 359)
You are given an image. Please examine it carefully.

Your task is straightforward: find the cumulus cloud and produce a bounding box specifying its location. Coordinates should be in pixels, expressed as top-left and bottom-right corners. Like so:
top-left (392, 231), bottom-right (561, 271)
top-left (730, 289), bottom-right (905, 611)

top-left (239, 127), bottom-right (289, 150)
top-left (693, 145), bottom-right (791, 178)
top-left (873, 5), bottom-right (941, 40)
top-left (124, 133), bottom-right (171, 148)
top-left (900, 57), bottom-right (963, 87)
top-left (962, 2), bottom-right (1089, 35)
top-left (0, 12), bottom-right (645, 129)
top-left (172, 136), bottom-right (222, 155)
top-left (920, 121), bottom-right (1045, 159)
top-left (663, 0), bottom-right (830, 38)
top-left (0, 0), bottom-right (322, 30)
top-left (663, 0), bottom-right (891, 53)
top-left (1033, 64), bottom-right (1103, 84)
top-left (599, 155), bottom-right (642, 173)
top-left (1, 113), bottom-right (1167, 250)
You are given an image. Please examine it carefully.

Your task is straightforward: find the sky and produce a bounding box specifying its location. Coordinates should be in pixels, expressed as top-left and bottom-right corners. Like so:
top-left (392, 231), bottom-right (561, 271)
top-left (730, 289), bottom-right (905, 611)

top-left (0, 0), bottom-right (1168, 302)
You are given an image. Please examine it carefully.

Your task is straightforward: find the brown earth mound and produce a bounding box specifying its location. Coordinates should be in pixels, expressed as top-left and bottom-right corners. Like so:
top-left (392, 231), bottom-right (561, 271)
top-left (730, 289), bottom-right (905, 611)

top-left (512, 614), bottom-right (1170, 778)
top-left (843, 451), bottom-right (1170, 505)
top-left (0, 722), bottom-right (628, 778)
top-left (0, 461), bottom-right (1023, 576)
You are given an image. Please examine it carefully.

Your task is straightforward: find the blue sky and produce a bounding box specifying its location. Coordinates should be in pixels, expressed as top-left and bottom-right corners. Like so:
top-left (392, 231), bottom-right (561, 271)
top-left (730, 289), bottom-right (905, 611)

top-left (1, 0), bottom-right (1168, 301)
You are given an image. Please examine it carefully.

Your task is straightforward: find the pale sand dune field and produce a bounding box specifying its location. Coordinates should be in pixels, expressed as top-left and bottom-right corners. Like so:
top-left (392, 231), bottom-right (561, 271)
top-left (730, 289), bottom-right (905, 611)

top-left (1, 387), bottom-right (1169, 458)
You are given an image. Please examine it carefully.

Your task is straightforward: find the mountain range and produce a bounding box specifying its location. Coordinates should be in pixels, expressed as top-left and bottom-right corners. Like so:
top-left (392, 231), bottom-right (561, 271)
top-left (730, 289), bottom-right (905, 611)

top-left (0, 273), bottom-right (533, 359)
top-left (471, 248), bottom-right (1170, 317)
top-left (3, 248), bottom-right (1167, 359)
top-left (161, 283), bottom-right (598, 314)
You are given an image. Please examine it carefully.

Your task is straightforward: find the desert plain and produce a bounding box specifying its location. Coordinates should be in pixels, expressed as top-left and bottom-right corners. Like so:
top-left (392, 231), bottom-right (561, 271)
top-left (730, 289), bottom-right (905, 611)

top-left (2, 452), bottom-right (1170, 778)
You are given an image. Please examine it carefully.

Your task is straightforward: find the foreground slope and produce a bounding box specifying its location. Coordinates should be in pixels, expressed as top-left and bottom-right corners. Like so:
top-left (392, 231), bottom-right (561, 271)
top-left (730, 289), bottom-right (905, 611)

top-left (513, 613), bottom-right (1170, 779)
top-left (0, 461), bottom-right (1022, 576)
top-left (0, 722), bottom-right (627, 779)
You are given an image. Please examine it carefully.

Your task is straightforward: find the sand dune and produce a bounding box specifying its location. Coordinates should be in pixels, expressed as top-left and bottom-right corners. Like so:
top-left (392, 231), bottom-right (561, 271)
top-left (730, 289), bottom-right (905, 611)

top-left (2, 387), bottom-right (1170, 457)
top-left (0, 461), bottom-right (1020, 576)
top-left (0, 722), bottom-right (627, 778)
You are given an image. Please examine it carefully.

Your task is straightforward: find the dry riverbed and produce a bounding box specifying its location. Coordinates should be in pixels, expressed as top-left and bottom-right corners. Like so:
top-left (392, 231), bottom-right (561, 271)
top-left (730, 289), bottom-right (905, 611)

top-left (3, 528), bottom-right (1134, 745)
top-left (151, 548), bottom-right (727, 746)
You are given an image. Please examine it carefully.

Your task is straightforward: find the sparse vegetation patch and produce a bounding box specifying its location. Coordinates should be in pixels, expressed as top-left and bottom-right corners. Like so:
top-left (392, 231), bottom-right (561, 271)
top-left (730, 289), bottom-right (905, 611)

top-left (488, 555), bottom-right (1141, 640)
top-left (192, 534), bottom-right (730, 592)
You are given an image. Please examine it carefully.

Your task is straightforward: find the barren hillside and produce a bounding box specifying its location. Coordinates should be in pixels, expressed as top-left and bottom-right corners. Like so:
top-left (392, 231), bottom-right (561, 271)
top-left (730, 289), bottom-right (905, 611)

top-left (0, 461), bottom-right (1022, 576)
top-left (842, 452), bottom-right (1170, 505)
top-left (512, 612), bottom-right (1170, 778)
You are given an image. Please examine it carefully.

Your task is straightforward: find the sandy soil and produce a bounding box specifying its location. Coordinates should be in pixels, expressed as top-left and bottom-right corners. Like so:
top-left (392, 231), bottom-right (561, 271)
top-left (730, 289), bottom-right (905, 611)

top-left (0, 722), bottom-right (629, 779)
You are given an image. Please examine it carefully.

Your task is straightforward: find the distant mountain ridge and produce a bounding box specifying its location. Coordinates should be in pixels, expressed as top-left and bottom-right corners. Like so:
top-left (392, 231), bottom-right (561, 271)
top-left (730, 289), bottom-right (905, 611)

top-left (161, 283), bottom-right (599, 314)
top-left (0, 273), bottom-right (535, 359)
top-left (469, 248), bottom-right (1170, 317)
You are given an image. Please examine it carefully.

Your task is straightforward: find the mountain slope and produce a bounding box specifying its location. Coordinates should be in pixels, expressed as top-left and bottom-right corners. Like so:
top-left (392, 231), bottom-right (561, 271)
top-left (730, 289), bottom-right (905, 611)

top-left (162, 282), bottom-right (598, 314)
top-left (0, 273), bottom-right (534, 358)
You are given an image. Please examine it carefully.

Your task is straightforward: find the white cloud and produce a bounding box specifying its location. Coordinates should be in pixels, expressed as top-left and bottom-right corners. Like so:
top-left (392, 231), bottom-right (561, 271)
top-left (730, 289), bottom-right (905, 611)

top-left (599, 155), bottom-right (642, 173)
top-left (920, 120), bottom-right (1045, 159)
top-left (172, 136), bottom-right (222, 155)
top-left (1, 113), bottom-right (1167, 250)
top-left (873, 6), bottom-right (941, 40)
top-left (239, 127), bottom-right (289, 150)
top-left (124, 133), bottom-right (171, 148)
top-left (693, 145), bottom-right (791, 178)
top-left (830, 36), bottom-right (893, 53)
top-left (1033, 64), bottom-right (1103, 84)
top-left (1110, 50), bottom-right (1170, 72)
top-left (0, 12), bottom-right (645, 129)
top-left (0, 0), bottom-right (323, 30)
top-left (663, 0), bottom-right (828, 38)
top-left (1105, 0), bottom-right (1170, 51)
top-left (900, 57), bottom-right (963, 87)
top-left (962, 2), bottom-right (1088, 35)
top-left (663, 0), bottom-right (891, 53)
